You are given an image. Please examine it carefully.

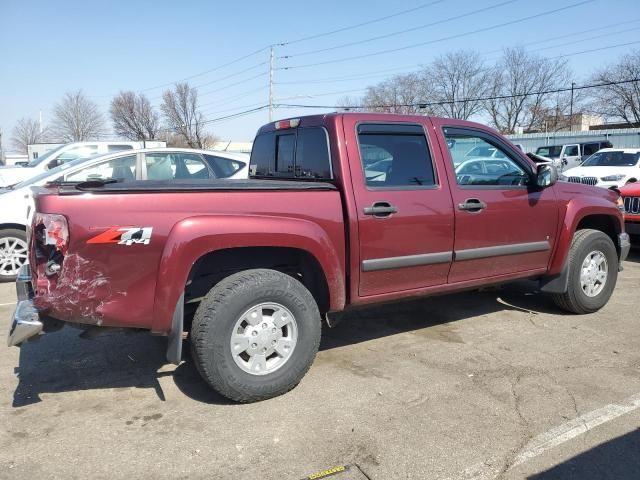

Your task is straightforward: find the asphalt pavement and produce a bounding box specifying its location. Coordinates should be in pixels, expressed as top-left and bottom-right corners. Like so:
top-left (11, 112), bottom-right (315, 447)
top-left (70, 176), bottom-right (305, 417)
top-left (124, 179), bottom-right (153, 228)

top-left (1, 249), bottom-right (639, 479)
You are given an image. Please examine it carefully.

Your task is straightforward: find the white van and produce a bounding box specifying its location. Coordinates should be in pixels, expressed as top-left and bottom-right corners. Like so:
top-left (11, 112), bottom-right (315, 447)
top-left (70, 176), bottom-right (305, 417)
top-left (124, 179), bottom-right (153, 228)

top-left (0, 140), bottom-right (166, 187)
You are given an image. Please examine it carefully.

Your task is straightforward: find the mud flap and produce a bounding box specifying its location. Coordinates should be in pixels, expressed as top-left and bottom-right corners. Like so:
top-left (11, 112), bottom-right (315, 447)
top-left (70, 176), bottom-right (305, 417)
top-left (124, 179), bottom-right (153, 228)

top-left (166, 293), bottom-right (184, 365)
top-left (539, 262), bottom-right (569, 294)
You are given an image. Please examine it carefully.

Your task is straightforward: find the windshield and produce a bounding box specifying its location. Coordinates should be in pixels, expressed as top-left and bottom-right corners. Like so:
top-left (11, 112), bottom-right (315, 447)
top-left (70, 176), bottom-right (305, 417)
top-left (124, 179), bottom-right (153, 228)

top-left (27, 145), bottom-right (66, 167)
top-left (582, 151), bottom-right (640, 167)
top-left (535, 146), bottom-right (562, 158)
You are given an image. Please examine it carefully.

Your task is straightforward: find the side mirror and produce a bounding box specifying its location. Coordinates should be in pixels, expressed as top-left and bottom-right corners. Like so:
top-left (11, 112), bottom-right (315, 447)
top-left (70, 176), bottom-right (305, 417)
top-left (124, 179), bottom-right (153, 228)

top-left (536, 163), bottom-right (557, 188)
top-left (46, 159), bottom-right (60, 170)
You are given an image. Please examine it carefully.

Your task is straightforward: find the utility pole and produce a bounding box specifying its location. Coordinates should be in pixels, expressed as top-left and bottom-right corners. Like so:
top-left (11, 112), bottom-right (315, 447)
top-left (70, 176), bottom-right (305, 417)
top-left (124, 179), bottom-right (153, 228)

top-left (39, 110), bottom-right (43, 135)
top-left (268, 46), bottom-right (274, 122)
top-left (0, 128), bottom-right (4, 165)
top-left (569, 82), bottom-right (575, 132)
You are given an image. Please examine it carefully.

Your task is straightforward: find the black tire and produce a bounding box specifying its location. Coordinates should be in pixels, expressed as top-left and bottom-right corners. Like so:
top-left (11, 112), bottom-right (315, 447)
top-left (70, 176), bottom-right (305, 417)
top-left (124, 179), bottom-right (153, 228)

top-left (0, 228), bottom-right (27, 283)
top-left (190, 269), bottom-right (321, 403)
top-left (552, 229), bottom-right (618, 314)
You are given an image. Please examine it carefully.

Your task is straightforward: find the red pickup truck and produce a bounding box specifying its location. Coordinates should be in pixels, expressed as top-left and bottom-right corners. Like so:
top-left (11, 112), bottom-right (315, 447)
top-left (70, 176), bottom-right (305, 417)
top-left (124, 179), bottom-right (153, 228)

top-left (9, 113), bottom-right (631, 402)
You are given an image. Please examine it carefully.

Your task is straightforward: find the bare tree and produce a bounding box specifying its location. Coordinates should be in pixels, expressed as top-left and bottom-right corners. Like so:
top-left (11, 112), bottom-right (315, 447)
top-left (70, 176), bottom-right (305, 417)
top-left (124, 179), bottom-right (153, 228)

top-left (359, 73), bottom-right (431, 115)
top-left (11, 117), bottom-right (48, 154)
top-left (51, 90), bottom-right (106, 141)
top-left (484, 48), bottom-right (572, 134)
top-left (587, 49), bottom-right (640, 125)
top-left (423, 50), bottom-right (490, 120)
top-left (110, 91), bottom-right (160, 140)
top-left (161, 83), bottom-right (209, 148)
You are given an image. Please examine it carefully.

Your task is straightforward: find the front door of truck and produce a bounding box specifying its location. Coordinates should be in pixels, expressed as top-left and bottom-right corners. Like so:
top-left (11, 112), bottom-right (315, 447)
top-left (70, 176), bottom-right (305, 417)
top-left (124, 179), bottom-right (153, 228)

top-left (434, 123), bottom-right (559, 283)
top-left (344, 117), bottom-right (455, 297)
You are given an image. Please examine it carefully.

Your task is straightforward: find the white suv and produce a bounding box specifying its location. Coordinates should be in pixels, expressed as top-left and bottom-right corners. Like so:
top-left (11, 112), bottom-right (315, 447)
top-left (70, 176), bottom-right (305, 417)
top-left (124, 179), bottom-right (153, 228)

top-left (560, 148), bottom-right (640, 188)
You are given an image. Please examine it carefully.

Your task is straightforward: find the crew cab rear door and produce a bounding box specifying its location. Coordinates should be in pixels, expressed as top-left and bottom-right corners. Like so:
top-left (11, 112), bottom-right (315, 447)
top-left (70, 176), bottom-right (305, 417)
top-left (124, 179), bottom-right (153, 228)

top-left (433, 122), bottom-right (559, 283)
top-left (343, 117), bottom-right (455, 297)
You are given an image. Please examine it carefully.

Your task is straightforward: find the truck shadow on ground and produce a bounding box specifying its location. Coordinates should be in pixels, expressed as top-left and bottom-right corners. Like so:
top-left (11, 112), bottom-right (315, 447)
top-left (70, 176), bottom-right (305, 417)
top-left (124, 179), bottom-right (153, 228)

top-left (11, 281), bottom-right (568, 406)
top-left (528, 428), bottom-right (640, 479)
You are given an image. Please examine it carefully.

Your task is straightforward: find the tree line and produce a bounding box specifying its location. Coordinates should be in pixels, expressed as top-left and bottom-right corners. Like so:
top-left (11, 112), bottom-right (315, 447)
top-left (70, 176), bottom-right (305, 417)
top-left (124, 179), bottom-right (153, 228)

top-left (339, 48), bottom-right (640, 134)
top-left (10, 82), bottom-right (214, 154)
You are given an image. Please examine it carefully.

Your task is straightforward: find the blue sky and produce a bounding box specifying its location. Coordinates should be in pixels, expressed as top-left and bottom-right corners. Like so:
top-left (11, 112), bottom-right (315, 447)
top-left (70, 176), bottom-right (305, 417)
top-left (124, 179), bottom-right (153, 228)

top-left (1, 0), bottom-right (639, 147)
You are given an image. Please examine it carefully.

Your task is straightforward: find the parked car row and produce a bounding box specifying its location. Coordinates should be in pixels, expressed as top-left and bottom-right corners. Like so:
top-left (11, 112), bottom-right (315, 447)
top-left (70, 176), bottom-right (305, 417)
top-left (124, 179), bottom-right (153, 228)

top-left (0, 146), bottom-right (248, 281)
top-left (0, 141), bottom-right (166, 187)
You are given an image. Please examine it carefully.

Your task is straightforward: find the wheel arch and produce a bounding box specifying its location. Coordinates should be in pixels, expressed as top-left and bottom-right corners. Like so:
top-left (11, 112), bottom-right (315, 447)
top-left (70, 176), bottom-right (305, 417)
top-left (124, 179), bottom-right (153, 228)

top-left (151, 215), bottom-right (345, 334)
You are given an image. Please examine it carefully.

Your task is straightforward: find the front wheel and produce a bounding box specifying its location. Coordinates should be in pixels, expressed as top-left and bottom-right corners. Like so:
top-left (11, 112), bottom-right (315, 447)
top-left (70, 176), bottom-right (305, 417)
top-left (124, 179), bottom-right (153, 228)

top-left (0, 229), bottom-right (28, 282)
top-left (190, 269), bottom-right (321, 403)
top-left (552, 229), bottom-right (618, 314)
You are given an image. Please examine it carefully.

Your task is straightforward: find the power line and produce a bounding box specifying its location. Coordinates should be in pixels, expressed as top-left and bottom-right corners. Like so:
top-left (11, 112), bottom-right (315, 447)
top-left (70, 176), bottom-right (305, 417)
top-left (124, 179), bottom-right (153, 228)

top-left (199, 105), bottom-right (270, 125)
top-left (279, 0), bottom-right (519, 59)
top-left (481, 18), bottom-right (640, 55)
top-left (97, 1), bottom-right (453, 97)
top-left (276, 19), bottom-right (640, 87)
top-left (548, 40), bottom-right (640, 59)
top-left (276, 0), bottom-right (446, 46)
top-left (148, 62), bottom-right (267, 102)
top-left (275, 78), bottom-right (640, 110)
top-left (139, 46), bottom-right (271, 93)
top-left (277, 0), bottom-right (595, 70)
top-left (199, 86), bottom-right (266, 109)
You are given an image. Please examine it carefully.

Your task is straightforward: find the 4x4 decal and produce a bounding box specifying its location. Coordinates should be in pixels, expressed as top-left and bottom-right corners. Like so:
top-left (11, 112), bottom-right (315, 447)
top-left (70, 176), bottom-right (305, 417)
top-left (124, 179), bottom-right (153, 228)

top-left (87, 227), bottom-right (153, 245)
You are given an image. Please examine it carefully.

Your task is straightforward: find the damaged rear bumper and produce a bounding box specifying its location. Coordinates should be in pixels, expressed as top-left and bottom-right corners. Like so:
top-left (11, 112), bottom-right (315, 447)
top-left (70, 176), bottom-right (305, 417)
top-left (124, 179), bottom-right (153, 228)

top-left (7, 264), bottom-right (43, 347)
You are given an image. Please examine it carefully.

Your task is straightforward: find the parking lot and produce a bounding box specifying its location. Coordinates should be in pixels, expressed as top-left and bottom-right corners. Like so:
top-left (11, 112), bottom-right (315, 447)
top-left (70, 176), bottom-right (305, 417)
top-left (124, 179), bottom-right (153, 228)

top-left (0, 248), bottom-right (638, 479)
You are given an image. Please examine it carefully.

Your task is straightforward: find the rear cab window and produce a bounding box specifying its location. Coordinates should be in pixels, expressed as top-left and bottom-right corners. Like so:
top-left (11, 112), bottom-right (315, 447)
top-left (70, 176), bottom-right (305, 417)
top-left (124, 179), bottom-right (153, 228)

top-left (249, 126), bottom-right (332, 180)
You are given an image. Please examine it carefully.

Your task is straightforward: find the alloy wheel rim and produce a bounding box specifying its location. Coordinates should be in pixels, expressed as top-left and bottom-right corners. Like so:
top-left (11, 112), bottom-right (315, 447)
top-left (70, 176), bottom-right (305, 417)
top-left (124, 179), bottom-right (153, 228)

top-left (229, 302), bottom-right (298, 376)
top-left (0, 237), bottom-right (28, 277)
top-left (579, 250), bottom-right (608, 297)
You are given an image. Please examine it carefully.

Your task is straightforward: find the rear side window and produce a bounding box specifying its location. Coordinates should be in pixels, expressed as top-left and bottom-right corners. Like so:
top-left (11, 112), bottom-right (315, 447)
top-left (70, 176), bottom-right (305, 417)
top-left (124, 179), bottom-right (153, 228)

top-left (357, 124), bottom-right (435, 188)
top-left (249, 127), bottom-right (332, 180)
top-left (203, 154), bottom-right (246, 178)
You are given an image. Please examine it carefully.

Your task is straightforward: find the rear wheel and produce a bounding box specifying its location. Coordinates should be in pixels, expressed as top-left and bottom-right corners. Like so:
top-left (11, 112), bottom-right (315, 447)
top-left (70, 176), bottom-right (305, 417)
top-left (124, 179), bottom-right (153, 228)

top-left (552, 229), bottom-right (618, 314)
top-left (0, 229), bottom-right (28, 282)
top-left (190, 269), bottom-right (321, 403)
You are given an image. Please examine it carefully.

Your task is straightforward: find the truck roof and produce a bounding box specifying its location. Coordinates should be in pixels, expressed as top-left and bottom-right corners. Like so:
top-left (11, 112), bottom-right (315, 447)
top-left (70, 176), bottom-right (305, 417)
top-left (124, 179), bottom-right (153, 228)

top-left (256, 112), bottom-right (499, 135)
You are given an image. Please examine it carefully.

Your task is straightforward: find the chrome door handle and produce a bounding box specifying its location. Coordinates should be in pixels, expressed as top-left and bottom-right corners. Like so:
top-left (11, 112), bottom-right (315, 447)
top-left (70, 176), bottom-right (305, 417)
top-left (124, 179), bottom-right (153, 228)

top-left (363, 201), bottom-right (398, 217)
top-left (458, 198), bottom-right (487, 212)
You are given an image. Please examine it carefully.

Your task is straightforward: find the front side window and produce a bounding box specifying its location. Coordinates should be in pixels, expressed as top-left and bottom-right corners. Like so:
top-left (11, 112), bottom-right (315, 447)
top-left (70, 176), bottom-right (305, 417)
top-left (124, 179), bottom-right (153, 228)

top-left (564, 145), bottom-right (579, 157)
top-left (64, 155), bottom-right (137, 182)
top-left (445, 131), bottom-right (529, 187)
top-left (357, 124), bottom-right (436, 188)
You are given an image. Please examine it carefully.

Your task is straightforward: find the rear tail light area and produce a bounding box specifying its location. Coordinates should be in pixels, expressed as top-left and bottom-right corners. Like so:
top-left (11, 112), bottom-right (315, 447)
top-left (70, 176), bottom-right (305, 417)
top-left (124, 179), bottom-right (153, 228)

top-left (33, 213), bottom-right (69, 276)
top-left (274, 118), bottom-right (300, 130)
